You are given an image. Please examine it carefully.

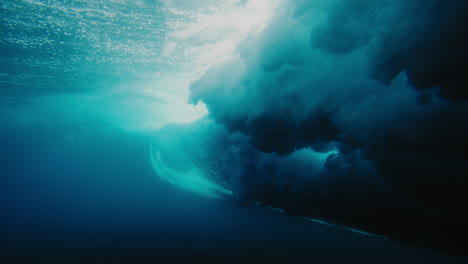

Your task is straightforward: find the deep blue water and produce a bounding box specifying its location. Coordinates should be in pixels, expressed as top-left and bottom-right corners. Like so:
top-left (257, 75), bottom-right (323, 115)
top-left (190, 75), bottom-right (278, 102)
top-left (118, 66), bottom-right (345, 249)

top-left (1, 120), bottom-right (465, 263)
top-left (1, 0), bottom-right (468, 263)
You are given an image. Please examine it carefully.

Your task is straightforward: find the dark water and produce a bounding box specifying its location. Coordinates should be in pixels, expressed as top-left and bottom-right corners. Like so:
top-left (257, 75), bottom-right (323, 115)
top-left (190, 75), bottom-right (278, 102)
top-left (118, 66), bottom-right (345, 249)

top-left (2, 0), bottom-right (468, 263)
top-left (1, 121), bottom-right (465, 263)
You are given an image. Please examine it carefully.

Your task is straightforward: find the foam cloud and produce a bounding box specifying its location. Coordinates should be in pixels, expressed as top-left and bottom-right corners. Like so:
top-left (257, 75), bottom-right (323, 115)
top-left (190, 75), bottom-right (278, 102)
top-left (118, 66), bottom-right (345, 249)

top-left (185, 0), bottom-right (468, 254)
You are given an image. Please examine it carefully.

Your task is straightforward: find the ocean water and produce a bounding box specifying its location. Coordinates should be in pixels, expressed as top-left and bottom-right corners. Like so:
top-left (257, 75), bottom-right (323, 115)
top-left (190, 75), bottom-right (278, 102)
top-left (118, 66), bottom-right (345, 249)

top-left (1, 0), bottom-right (468, 263)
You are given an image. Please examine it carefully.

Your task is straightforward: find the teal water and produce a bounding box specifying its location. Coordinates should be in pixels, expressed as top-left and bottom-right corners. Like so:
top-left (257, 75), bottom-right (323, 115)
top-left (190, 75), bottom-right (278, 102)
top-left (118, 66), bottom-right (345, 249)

top-left (1, 0), bottom-right (468, 263)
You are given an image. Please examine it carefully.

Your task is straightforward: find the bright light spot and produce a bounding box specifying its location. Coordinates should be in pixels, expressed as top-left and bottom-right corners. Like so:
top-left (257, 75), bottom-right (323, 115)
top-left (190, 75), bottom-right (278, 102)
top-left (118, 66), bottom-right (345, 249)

top-left (163, 0), bottom-right (280, 76)
top-left (140, 0), bottom-right (280, 129)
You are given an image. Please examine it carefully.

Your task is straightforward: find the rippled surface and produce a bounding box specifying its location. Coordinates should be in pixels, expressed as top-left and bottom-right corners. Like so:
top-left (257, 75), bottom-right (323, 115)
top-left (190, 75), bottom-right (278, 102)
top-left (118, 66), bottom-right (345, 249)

top-left (0, 0), bottom-right (274, 129)
top-left (0, 0), bottom-right (207, 129)
top-left (1, 0), bottom-right (166, 93)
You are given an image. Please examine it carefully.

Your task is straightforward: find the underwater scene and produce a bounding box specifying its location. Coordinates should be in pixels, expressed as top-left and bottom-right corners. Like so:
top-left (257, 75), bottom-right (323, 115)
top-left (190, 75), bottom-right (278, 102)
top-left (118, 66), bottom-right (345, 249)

top-left (1, 0), bottom-right (468, 263)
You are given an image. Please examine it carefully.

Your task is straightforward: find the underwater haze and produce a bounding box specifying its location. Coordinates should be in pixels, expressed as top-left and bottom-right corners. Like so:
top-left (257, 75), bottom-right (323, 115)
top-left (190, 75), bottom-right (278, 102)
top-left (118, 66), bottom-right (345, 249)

top-left (1, 0), bottom-right (468, 263)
